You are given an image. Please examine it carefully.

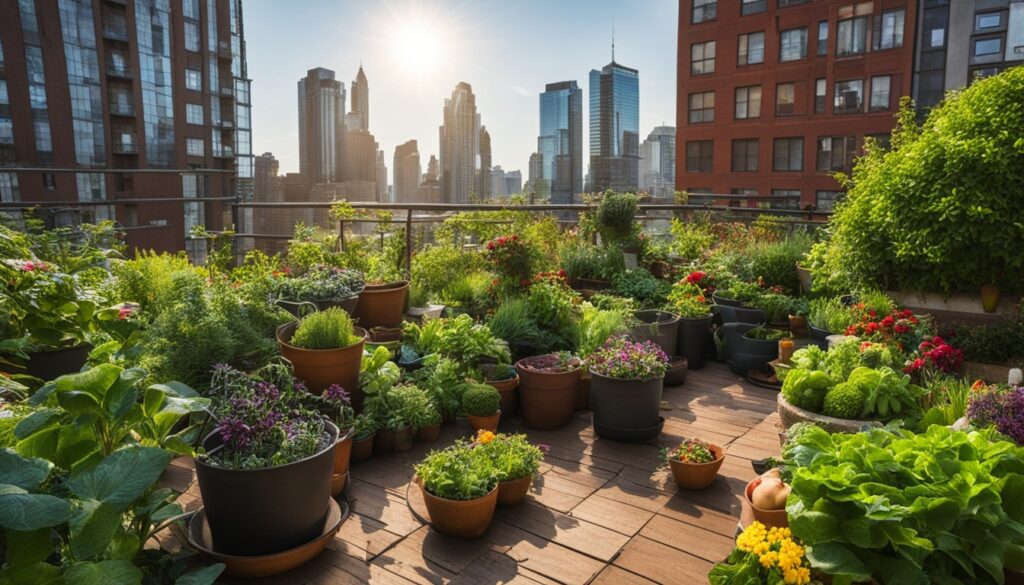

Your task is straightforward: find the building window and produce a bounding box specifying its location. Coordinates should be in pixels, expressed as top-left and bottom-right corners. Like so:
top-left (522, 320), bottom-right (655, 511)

top-left (869, 76), bottom-right (891, 111)
top-left (186, 103), bottom-right (204, 125)
top-left (817, 20), bottom-right (829, 56)
top-left (692, 0), bottom-right (716, 24)
top-left (975, 11), bottom-right (1005, 33)
top-left (814, 78), bottom-right (826, 113)
top-left (731, 188), bottom-right (757, 207)
top-left (691, 41), bottom-right (716, 75)
top-left (686, 140), bottom-right (713, 173)
top-left (873, 9), bottom-right (905, 50)
top-left (779, 27), bottom-right (808, 62)
top-left (186, 138), bottom-right (205, 156)
top-left (185, 21), bottom-right (201, 53)
top-left (775, 83), bottom-right (796, 116)
top-left (183, 0), bottom-right (200, 20)
top-left (817, 136), bottom-right (856, 172)
top-left (731, 139), bottom-right (759, 172)
top-left (773, 138), bottom-right (803, 172)
top-left (836, 16), bottom-right (867, 56)
top-left (834, 79), bottom-right (864, 113)
top-left (971, 66), bottom-right (1002, 82)
top-left (738, 32), bottom-right (765, 66)
top-left (186, 68), bottom-right (202, 91)
top-left (42, 173), bottom-right (56, 191)
top-left (779, 0), bottom-right (810, 6)
top-left (770, 189), bottom-right (801, 210)
top-left (741, 0), bottom-right (767, 16)
top-left (734, 85), bottom-right (762, 119)
top-left (865, 133), bottom-right (891, 151)
top-left (816, 190), bottom-right (842, 211)
top-left (688, 92), bottom-right (715, 123)
top-left (0, 173), bottom-right (19, 203)
top-left (973, 37), bottom-right (1003, 58)
top-left (923, 7), bottom-right (946, 49)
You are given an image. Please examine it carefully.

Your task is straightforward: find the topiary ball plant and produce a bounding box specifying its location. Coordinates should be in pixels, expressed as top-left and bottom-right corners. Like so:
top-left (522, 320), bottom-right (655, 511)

top-left (461, 383), bottom-right (501, 417)
top-left (822, 381), bottom-right (866, 419)
top-left (290, 307), bottom-right (357, 350)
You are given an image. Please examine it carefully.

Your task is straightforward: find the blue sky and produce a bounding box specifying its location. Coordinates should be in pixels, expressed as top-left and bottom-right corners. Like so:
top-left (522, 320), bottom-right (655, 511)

top-left (246, 0), bottom-right (679, 177)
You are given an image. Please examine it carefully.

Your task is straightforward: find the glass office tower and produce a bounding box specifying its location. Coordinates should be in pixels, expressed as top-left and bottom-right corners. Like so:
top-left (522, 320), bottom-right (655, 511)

top-left (589, 61), bottom-right (639, 193)
top-left (537, 80), bottom-right (583, 203)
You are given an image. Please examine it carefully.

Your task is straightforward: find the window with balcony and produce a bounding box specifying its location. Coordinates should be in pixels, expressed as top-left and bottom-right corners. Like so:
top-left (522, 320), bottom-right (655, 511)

top-left (688, 92), bottom-right (715, 123)
top-left (691, 41), bottom-right (716, 75)
top-left (873, 9), bottom-right (905, 50)
top-left (869, 76), bottom-right (891, 111)
top-left (780, 27), bottom-right (808, 62)
top-left (834, 79), bottom-right (864, 113)
top-left (814, 78), bottom-right (826, 113)
top-left (775, 83), bottom-right (795, 116)
top-left (741, 0), bottom-right (767, 16)
top-left (734, 85), bottom-right (761, 119)
top-left (686, 141), bottom-right (713, 173)
top-left (738, 32), bottom-right (765, 65)
top-left (836, 16), bottom-right (867, 56)
top-left (731, 139), bottom-right (759, 172)
top-left (187, 138), bottom-right (205, 156)
top-left (817, 136), bottom-right (856, 171)
top-left (186, 68), bottom-right (202, 91)
top-left (817, 20), bottom-right (829, 56)
top-left (692, 0), bottom-right (716, 24)
top-left (773, 138), bottom-right (803, 171)
top-left (186, 103), bottom-right (204, 125)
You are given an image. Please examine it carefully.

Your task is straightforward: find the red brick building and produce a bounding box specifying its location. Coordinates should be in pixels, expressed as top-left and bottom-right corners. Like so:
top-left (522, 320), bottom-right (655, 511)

top-left (676, 0), bottom-right (917, 210)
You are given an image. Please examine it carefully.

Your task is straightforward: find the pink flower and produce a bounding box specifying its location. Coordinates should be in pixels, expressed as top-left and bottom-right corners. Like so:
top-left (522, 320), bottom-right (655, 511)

top-left (21, 261), bottom-right (36, 272)
top-left (117, 307), bottom-right (133, 320)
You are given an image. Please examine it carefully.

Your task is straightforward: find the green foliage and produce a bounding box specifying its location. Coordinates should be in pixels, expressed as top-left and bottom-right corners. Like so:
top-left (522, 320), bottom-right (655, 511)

top-left (667, 282), bottom-right (712, 319)
top-left (461, 383), bottom-right (500, 416)
top-left (808, 297), bottom-right (856, 334)
top-left (611, 269), bottom-right (670, 309)
top-left (478, 433), bottom-right (544, 481)
top-left (559, 240), bottom-right (625, 282)
top-left (485, 298), bottom-right (548, 359)
top-left (574, 303), bottom-right (632, 359)
top-left (918, 373), bottom-right (972, 429)
top-left (821, 380), bottom-right (866, 419)
top-left (750, 292), bottom-right (801, 323)
top-left (741, 233), bottom-right (813, 295)
top-left (273, 265), bottom-right (364, 302)
top-left (415, 440), bottom-right (499, 501)
top-left (444, 271), bottom-right (494, 317)
top-left (953, 320), bottom-right (1024, 364)
top-left (819, 68), bottom-right (1024, 294)
top-left (595, 190), bottom-right (638, 240)
top-left (410, 244), bottom-right (486, 303)
top-left (785, 425), bottom-right (1024, 585)
top-left (404, 356), bottom-right (465, 420)
top-left (669, 216), bottom-right (716, 260)
top-left (782, 368), bottom-right (834, 413)
top-left (289, 308), bottom-right (357, 350)
top-left (109, 252), bottom-right (198, 312)
top-left (389, 383), bottom-right (441, 429)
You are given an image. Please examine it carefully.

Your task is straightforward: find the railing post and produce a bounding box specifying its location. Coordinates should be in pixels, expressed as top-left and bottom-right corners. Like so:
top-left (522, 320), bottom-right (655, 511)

top-left (405, 209), bottom-right (413, 277)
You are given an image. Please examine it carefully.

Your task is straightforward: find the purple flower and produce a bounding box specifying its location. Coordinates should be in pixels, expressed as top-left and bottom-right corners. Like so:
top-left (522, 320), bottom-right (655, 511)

top-left (324, 384), bottom-right (351, 404)
top-left (968, 386), bottom-right (1024, 444)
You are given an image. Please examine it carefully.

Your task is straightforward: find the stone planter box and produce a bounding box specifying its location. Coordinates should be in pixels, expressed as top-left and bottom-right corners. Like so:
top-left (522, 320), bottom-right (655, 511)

top-left (962, 360), bottom-right (1019, 384)
top-left (777, 392), bottom-right (881, 434)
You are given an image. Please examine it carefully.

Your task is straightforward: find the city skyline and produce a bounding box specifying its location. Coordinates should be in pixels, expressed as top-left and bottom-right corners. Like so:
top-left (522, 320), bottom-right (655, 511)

top-left (245, 0), bottom-right (678, 180)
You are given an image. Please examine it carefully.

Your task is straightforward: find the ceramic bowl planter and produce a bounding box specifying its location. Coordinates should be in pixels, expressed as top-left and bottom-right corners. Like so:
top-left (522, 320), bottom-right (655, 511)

top-left (23, 343), bottom-right (92, 380)
top-left (515, 356), bottom-right (583, 430)
top-left (497, 475), bottom-right (533, 506)
top-left (354, 281), bottom-right (409, 329)
top-left (744, 477), bottom-right (788, 528)
top-left (468, 411), bottom-right (501, 433)
top-left (668, 444), bottom-right (725, 490)
top-left (415, 423), bottom-right (441, 442)
top-left (776, 392), bottom-right (882, 434)
top-left (331, 427), bottom-right (356, 497)
top-left (676, 314), bottom-right (713, 370)
top-left (194, 422), bottom-right (338, 556)
top-left (276, 322), bottom-right (367, 407)
top-left (590, 371), bottom-right (664, 438)
top-left (630, 310), bottom-right (681, 356)
top-left (664, 357), bottom-right (688, 386)
top-left (351, 432), bottom-right (375, 463)
top-left (418, 480), bottom-right (498, 539)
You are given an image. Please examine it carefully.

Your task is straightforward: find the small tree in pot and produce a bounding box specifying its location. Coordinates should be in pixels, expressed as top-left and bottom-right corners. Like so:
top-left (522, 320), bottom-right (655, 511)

top-left (588, 337), bottom-right (669, 440)
top-left (462, 382), bottom-right (501, 432)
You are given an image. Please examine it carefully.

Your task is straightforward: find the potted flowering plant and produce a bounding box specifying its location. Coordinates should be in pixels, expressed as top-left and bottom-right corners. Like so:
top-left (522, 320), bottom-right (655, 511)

top-left (272, 264), bottom-right (365, 317)
top-left (588, 337), bottom-right (669, 440)
top-left (316, 383), bottom-right (356, 496)
top-left (475, 430), bottom-right (546, 506)
top-left (662, 438), bottom-right (726, 490)
top-left (414, 440), bottom-right (499, 538)
top-left (195, 363), bottom-right (339, 556)
top-left (668, 282), bottom-right (714, 369)
top-left (514, 352), bottom-right (583, 429)
top-left (276, 308), bottom-right (367, 406)
top-left (485, 234), bottom-right (534, 291)
top-left (708, 523), bottom-right (816, 585)
top-left (462, 382), bottom-right (501, 432)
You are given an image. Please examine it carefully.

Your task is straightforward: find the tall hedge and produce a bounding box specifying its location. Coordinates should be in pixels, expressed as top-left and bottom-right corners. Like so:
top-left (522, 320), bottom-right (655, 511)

top-left (819, 67), bottom-right (1024, 295)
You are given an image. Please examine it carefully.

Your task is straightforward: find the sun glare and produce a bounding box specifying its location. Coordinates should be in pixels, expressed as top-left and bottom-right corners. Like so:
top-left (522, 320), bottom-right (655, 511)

top-left (389, 19), bottom-right (445, 78)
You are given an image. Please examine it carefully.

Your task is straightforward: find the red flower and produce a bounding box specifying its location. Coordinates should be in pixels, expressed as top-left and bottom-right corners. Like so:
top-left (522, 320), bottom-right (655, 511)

top-left (894, 324), bottom-right (909, 334)
top-left (117, 307), bottom-right (134, 320)
top-left (868, 309), bottom-right (878, 318)
top-left (864, 322), bottom-right (880, 335)
top-left (845, 325), bottom-right (857, 336)
top-left (21, 261), bottom-right (37, 272)
top-left (880, 316), bottom-right (895, 328)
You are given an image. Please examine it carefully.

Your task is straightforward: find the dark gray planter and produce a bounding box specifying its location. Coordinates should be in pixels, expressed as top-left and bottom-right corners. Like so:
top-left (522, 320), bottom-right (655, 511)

top-left (677, 315), bottom-right (713, 369)
top-left (630, 310), bottom-right (680, 356)
top-left (24, 343), bottom-right (92, 380)
top-left (589, 371), bottom-right (664, 432)
top-left (722, 325), bottom-right (780, 375)
top-left (195, 421), bottom-right (338, 556)
top-left (276, 295), bottom-right (361, 318)
top-left (712, 293), bottom-right (748, 308)
top-left (716, 305), bottom-right (767, 325)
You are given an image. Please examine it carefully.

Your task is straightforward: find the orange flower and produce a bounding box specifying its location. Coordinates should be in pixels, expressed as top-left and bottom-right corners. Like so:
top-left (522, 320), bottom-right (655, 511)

top-left (476, 430), bottom-right (496, 444)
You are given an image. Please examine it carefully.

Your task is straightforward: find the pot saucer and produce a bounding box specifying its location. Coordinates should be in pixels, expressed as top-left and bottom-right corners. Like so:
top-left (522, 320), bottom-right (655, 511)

top-left (187, 497), bottom-right (348, 578)
top-left (593, 416), bottom-right (664, 443)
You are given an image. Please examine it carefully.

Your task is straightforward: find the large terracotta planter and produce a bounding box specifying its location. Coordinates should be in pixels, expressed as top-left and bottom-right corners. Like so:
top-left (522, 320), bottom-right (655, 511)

top-left (418, 479), bottom-right (498, 538)
top-left (351, 433), bottom-right (374, 463)
top-left (277, 322), bottom-right (367, 410)
top-left (777, 392), bottom-right (881, 434)
top-left (590, 371), bottom-right (664, 433)
top-left (354, 281), bottom-right (409, 329)
top-left (630, 310), bottom-right (681, 357)
top-left (486, 374), bottom-right (520, 418)
top-left (497, 475), bottom-right (533, 506)
top-left (373, 428), bottom-right (396, 456)
top-left (676, 315), bottom-right (713, 370)
top-left (416, 424), bottom-right (441, 442)
top-left (331, 428), bottom-right (355, 497)
top-left (515, 358), bottom-right (582, 429)
top-left (467, 411), bottom-right (501, 433)
top-left (745, 477), bottom-right (788, 528)
top-left (668, 444), bottom-right (725, 490)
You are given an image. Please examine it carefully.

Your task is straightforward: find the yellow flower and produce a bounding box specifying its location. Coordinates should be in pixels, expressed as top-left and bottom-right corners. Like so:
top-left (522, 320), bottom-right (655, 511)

top-left (476, 430), bottom-right (496, 444)
top-left (783, 566), bottom-right (811, 585)
top-left (758, 550), bottom-right (778, 569)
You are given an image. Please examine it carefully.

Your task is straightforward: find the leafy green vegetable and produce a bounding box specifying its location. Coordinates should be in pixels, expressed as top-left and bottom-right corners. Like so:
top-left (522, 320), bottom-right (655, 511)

top-left (782, 369), bottom-right (834, 413)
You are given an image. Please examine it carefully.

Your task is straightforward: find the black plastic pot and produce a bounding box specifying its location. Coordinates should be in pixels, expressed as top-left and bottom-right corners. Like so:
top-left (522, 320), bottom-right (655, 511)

top-left (23, 343), bottom-right (92, 381)
top-left (712, 293), bottom-right (748, 308)
top-left (722, 323), bottom-right (779, 375)
top-left (716, 305), bottom-right (766, 325)
top-left (809, 325), bottom-right (831, 350)
top-left (195, 422), bottom-right (338, 556)
top-left (590, 371), bottom-right (664, 432)
top-left (677, 315), bottom-right (713, 370)
top-left (593, 415), bottom-right (664, 443)
top-left (630, 310), bottom-right (680, 356)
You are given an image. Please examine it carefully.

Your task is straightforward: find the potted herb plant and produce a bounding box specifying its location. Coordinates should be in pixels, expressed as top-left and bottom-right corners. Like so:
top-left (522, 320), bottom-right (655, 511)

top-left (668, 282), bottom-right (714, 370)
top-left (276, 308), bottom-right (367, 406)
top-left (663, 438), bottom-right (725, 490)
top-left (358, 347), bottom-right (408, 454)
top-left (350, 414), bottom-right (377, 463)
top-left (391, 382), bottom-right (442, 443)
top-left (273, 264), bottom-right (364, 317)
top-left (196, 363), bottom-right (339, 556)
top-left (588, 337), bottom-right (669, 441)
top-left (481, 363), bottom-right (520, 417)
top-left (515, 352), bottom-right (583, 429)
top-left (596, 190), bottom-right (638, 242)
top-left (462, 382), bottom-right (501, 432)
top-left (476, 431), bottom-right (545, 506)
top-left (712, 280), bottom-right (760, 308)
top-left (414, 440), bottom-right (499, 538)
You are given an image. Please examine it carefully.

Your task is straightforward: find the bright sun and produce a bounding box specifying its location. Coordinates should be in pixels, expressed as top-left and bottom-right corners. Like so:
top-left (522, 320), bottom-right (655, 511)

top-left (389, 19), bottom-right (445, 78)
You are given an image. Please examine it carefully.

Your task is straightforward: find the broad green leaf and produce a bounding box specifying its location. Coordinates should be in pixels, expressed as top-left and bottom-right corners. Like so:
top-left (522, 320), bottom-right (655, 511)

top-left (102, 369), bottom-right (145, 421)
top-left (69, 500), bottom-right (121, 560)
top-left (15, 426), bottom-right (60, 462)
top-left (65, 447), bottom-right (171, 507)
top-left (174, 564), bottom-right (225, 585)
top-left (0, 449), bottom-right (52, 490)
top-left (13, 409), bottom-right (61, 440)
top-left (2, 561), bottom-right (64, 585)
top-left (106, 529), bottom-right (140, 561)
top-left (64, 560), bottom-right (142, 585)
top-left (4, 528), bottom-right (53, 567)
top-left (0, 486), bottom-right (73, 530)
top-left (54, 365), bottom-right (120, 400)
top-left (789, 509), bottom-right (841, 543)
top-left (56, 391), bottom-right (102, 416)
top-left (806, 542), bottom-right (872, 581)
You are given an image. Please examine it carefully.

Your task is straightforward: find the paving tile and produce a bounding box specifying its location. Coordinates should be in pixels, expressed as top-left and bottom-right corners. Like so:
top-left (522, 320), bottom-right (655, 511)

top-left (639, 513), bottom-right (735, 563)
top-left (612, 536), bottom-right (714, 584)
top-left (569, 494), bottom-right (656, 536)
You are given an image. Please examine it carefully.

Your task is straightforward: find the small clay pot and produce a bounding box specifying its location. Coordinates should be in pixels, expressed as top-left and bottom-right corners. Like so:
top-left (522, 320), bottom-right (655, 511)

top-left (393, 426), bottom-right (413, 452)
top-left (668, 444), bottom-right (725, 490)
top-left (418, 479), bottom-right (498, 539)
top-left (415, 423), bottom-right (441, 443)
top-left (745, 477), bottom-right (789, 529)
top-left (351, 433), bottom-right (374, 463)
top-left (331, 428), bottom-right (355, 496)
top-left (981, 284), bottom-right (1001, 313)
top-left (496, 475), bottom-right (533, 506)
top-left (467, 411), bottom-right (501, 433)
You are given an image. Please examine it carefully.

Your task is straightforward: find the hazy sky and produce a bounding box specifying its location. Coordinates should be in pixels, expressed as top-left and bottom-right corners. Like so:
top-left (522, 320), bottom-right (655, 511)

top-left (246, 0), bottom-right (679, 178)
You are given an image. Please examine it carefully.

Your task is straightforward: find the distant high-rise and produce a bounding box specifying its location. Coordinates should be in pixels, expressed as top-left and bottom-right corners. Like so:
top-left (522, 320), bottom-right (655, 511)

top-left (344, 130), bottom-right (378, 183)
top-left (439, 82), bottom-right (480, 203)
top-left (639, 126), bottom-right (676, 197)
top-left (254, 153), bottom-right (282, 202)
top-left (589, 59), bottom-right (640, 193)
top-left (350, 65), bottom-right (369, 131)
top-left (298, 67), bottom-right (346, 184)
top-left (425, 155), bottom-right (439, 183)
top-left (491, 166), bottom-right (508, 198)
top-left (393, 140), bottom-right (421, 202)
top-left (376, 149), bottom-right (388, 202)
top-left (538, 81), bottom-right (584, 203)
top-left (526, 152), bottom-right (543, 199)
top-left (478, 126), bottom-right (492, 200)
top-left (506, 170), bottom-right (523, 195)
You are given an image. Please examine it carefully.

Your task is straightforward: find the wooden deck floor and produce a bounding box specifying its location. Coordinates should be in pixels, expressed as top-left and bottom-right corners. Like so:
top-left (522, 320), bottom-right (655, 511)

top-left (161, 362), bottom-right (783, 585)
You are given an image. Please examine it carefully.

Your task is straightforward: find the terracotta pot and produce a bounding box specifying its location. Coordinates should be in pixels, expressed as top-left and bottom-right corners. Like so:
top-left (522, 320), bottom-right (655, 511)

top-left (354, 281), bottom-right (409, 329)
top-left (497, 475), bottom-right (533, 506)
top-left (373, 429), bottom-right (396, 456)
top-left (418, 479), bottom-right (498, 538)
top-left (368, 326), bottom-right (403, 343)
top-left (664, 357), bottom-right (688, 386)
top-left (331, 428), bottom-right (355, 496)
top-left (668, 444), bottom-right (725, 490)
top-left (467, 411), bottom-right (501, 433)
top-left (351, 433), bottom-right (374, 463)
top-left (277, 322), bottom-right (367, 410)
top-left (575, 374), bottom-right (591, 411)
top-left (331, 472), bottom-right (348, 496)
top-left (981, 284), bottom-right (1001, 313)
top-left (416, 423), bottom-right (441, 442)
top-left (745, 477), bottom-right (788, 528)
top-left (393, 426), bottom-right (413, 452)
top-left (515, 358), bottom-right (583, 429)
top-left (788, 314), bottom-right (809, 337)
top-left (486, 374), bottom-right (520, 418)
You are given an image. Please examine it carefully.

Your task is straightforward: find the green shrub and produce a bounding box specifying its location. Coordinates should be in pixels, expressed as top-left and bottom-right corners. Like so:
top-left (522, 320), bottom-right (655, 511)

top-left (611, 268), bottom-right (670, 309)
top-left (822, 379), bottom-right (866, 419)
top-left (391, 383), bottom-right (441, 429)
top-left (669, 216), bottom-right (716, 260)
top-left (742, 233), bottom-right (813, 295)
top-left (478, 433), bottom-right (544, 481)
top-left (290, 308), bottom-right (357, 349)
top-left (596, 190), bottom-right (638, 229)
top-left (461, 382), bottom-right (500, 416)
top-left (411, 244), bottom-right (485, 301)
top-left (486, 298), bottom-right (547, 358)
top-left (808, 296), bottom-right (855, 334)
top-left (953, 320), bottom-right (1024, 363)
top-left (415, 441), bottom-right (498, 500)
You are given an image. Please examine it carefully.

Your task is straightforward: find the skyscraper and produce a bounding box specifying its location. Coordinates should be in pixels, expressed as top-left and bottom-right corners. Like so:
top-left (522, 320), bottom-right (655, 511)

top-left (491, 166), bottom-right (508, 198)
top-left (350, 65), bottom-right (369, 132)
top-left (344, 130), bottom-right (378, 183)
top-left (439, 82), bottom-right (480, 203)
top-left (526, 152), bottom-right (543, 199)
top-left (505, 170), bottom-right (523, 195)
top-left (0, 0), bottom-right (250, 258)
top-left (298, 67), bottom-right (345, 184)
top-left (393, 140), bottom-right (421, 203)
top-left (589, 58), bottom-right (640, 193)
top-left (639, 126), bottom-right (676, 198)
top-left (376, 149), bottom-right (388, 202)
top-left (254, 153), bottom-right (282, 202)
top-left (478, 126), bottom-right (492, 200)
top-left (538, 81), bottom-right (584, 203)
